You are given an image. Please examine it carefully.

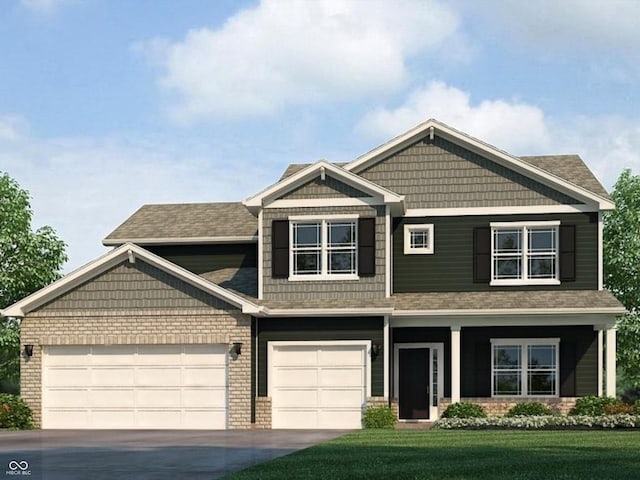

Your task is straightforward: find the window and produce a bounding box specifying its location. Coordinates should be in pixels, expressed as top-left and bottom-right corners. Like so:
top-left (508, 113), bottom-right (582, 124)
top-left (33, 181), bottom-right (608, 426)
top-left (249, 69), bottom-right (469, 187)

top-left (404, 224), bottom-right (434, 254)
top-left (491, 339), bottom-right (559, 397)
top-left (291, 218), bottom-right (357, 278)
top-left (491, 221), bottom-right (559, 285)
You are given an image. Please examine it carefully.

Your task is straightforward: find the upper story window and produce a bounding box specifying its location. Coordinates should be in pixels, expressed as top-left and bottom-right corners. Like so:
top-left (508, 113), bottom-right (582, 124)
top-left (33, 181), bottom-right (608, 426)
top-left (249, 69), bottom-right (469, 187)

top-left (491, 338), bottom-right (559, 397)
top-left (490, 221), bottom-right (560, 286)
top-left (404, 224), bottom-right (434, 255)
top-left (291, 218), bottom-right (357, 279)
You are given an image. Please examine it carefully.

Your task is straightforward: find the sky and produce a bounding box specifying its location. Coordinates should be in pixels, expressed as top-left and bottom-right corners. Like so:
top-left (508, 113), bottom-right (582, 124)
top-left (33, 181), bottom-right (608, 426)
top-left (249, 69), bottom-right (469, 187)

top-left (1, 0), bottom-right (640, 273)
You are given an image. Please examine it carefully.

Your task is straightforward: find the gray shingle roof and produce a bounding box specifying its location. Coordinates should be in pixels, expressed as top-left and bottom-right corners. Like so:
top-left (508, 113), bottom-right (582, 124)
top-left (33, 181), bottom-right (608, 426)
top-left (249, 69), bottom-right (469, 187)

top-left (104, 202), bottom-right (257, 244)
top-left (520, 155), bottom-right (610, 200)
top-left (393, 290), bottom-right (624, 312)
top-left (200, 267), bottom-right (258, 300)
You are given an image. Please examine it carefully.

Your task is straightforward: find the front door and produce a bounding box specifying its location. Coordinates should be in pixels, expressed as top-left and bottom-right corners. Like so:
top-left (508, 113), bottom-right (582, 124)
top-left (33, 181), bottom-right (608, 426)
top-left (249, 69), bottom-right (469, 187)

top-left (398, 348), bottom-right (430, 420)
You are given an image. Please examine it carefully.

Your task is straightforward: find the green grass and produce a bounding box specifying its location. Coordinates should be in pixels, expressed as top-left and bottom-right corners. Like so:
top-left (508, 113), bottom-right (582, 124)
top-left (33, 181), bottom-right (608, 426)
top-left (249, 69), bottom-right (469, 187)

top-left (224, 430), bottom-right (640, 479)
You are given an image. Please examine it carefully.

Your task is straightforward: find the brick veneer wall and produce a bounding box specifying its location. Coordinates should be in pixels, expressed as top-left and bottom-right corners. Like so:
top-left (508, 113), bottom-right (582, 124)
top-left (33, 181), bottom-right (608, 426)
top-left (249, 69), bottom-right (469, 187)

top-left (438, 397), bottom-right (578, 417)
top-left (254, 397), bottom-right (272, 429)
top-left (20, 308), bottom-right (252, 429)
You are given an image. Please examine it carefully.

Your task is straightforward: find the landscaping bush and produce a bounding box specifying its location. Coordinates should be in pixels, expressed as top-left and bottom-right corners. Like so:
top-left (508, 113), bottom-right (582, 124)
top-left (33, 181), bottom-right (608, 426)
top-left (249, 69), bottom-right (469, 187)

top-left (506, 401), bottom-right (552, 417)
top-left (603, 401), bottom-right (634, 415)
top-left (0, 394), bottom-right (34, 430)
top-left (569, 396), bottom-right (619, 416)
top-left (363, 405), bottom-right (397, 429)
top-left (434, 415), bottom-right (640, 430)
top-left (441, 402), bottom-right (487, 419)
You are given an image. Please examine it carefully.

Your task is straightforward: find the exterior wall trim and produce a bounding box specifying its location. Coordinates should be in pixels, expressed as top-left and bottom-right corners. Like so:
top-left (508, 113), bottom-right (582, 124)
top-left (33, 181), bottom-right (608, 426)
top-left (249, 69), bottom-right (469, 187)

top-left (391, 313), bottom-right (621, 328)
top-left (405, 205), bottom-right (598, 217)
top-left (268, 198), bottom-right (385, 209)
top-left (103, 236), bottom-right (257, 246)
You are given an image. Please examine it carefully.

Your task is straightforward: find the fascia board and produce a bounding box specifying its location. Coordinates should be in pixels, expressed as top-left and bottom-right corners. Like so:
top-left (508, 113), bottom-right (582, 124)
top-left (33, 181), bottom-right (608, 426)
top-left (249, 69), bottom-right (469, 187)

top-left (243, 160), bottom-right (403, 210)
top-left (2, 243), bottom-right (260, 317)
top-left (255, 307), bottom-right (394, 317)
top-left (345, 119), bottom-right (612, 210)
top-left (103, 236), bottom-right (258, 246)
top-left (391, 312), bottom-right (623, 328)
top-left (392, 307), bottom-right (627, 317)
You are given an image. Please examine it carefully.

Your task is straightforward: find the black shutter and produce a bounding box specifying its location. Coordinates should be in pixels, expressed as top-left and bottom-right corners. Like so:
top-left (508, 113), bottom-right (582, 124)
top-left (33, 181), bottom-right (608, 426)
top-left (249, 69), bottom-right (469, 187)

top-left (560, 342), bottom-right (576, 396)
top-left (358, 217), bottom-right (376, 277)
top-left (272, 220), bottom-right (289, 278)
top-left (473, 227), bottom-right (491, 283)
top-left (559, 225), bottom-right (576, 282)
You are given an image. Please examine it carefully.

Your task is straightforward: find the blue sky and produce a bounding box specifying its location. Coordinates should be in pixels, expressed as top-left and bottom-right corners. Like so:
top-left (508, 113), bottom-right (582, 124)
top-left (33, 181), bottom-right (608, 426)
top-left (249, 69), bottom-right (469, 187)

top-left (1, 0), bottom-right (639, 272)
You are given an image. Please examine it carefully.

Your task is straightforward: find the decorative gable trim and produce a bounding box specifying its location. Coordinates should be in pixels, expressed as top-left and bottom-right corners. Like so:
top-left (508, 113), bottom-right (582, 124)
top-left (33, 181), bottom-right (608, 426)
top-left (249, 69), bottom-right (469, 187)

top-left (345, 119), bottom-right (613, 210)
top-left (243, 160), bottom-right (404, 214)
top-left (1, 243), bottom-right (261, 317)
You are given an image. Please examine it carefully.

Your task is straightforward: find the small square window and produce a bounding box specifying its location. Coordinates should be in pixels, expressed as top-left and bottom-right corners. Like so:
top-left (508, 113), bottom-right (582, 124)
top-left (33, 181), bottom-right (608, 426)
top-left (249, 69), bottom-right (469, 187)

top-left (404, 224), bottom-right (434, 255)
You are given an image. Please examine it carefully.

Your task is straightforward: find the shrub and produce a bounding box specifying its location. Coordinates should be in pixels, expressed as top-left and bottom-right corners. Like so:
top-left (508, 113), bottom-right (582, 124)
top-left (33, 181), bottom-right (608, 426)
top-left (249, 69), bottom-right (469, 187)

top-left (363, 405), bottom-right (397, 429)
top-left (434, 415), bottom-right (640, 430)
top-left (441, 402), bottom-right (487, 419)
top-left (569, 396), bottom-right (619, 416)
top-left (0, 394), bottom-right (34, 430)
top-left (603, 401), bottom-right (634, 415)
top-left (506, 402), bottom-right (552, 417)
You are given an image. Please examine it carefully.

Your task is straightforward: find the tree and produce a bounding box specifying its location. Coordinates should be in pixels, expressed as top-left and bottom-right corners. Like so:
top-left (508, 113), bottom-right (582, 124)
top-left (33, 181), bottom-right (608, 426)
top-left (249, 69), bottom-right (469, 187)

top-left (603, 169), bottom-right (640, 391)
top-left (0, 172), bottom-right (67, 392)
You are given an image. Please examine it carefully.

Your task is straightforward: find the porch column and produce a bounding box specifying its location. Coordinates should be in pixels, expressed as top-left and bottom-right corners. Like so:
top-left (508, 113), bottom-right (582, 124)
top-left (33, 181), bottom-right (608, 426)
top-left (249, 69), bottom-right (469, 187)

top-left (605, 325), bottom-right (616, 397)
top-left (383, 316), bottom-right (390, 399)
top-left (451, 326), bottom-right (461, 403)
top-left (596, 327), bottom-right (604, 396)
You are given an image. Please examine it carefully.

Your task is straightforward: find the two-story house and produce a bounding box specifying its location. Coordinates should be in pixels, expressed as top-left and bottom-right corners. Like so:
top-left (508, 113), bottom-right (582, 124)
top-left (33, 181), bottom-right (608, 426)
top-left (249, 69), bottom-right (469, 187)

top-left (5, 119), bottom-right (625, 430)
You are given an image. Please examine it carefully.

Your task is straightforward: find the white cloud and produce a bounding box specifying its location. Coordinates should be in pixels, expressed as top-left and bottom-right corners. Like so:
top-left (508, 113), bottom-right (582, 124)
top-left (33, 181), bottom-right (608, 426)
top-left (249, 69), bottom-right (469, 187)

top-left (20, 0), bottom-right (76, 14)
top-left (0, 115), bottom-right (28, 141)
top-left (357, 81), bottom-right (550, 153)
top-left (356, 81), bottom-right (640, 190)
top-left (137, 0), bottom-right (465, 122)
top-left (0, 128), bottom-right (275, 273)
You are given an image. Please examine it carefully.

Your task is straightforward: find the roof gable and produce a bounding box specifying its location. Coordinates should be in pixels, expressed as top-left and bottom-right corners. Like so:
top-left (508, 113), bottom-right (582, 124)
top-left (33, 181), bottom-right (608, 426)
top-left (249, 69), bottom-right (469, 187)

top-left (2, 243), bottom-right (260, 317)
top-left (277, 174), bottom-right (372, 201)
top-left (345, 119), bottom-right (613, 210)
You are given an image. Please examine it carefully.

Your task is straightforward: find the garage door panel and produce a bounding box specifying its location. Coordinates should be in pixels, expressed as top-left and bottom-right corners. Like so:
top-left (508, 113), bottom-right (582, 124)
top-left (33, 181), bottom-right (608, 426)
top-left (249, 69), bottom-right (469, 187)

top-left (47, 368), bottom-right (91, 386)
top-left (272, 409), bottom-right (318, 429)
top-left (92, 368), bottom-right (135, 386)
top-left (274, 388), bottom-right (318, 407)
top-left (319, 388), bottom-right (364, 408)
top-left (43, 344), bottom-right (228, 430)
top-left (45, 346), bottom-right (91, 365)
top-left (89, 389), bottom-right (135, 407)
top-left (318, 410), bottom-right (362, 429)
top-left (319, 367), bottom-right (364, 386)
top-left (274, 368), bottom-right (318, 387)
top-left (319, 347), bottom-right (365, 365)
top-left (273, 348), bottom-right (318, 366)
top-left (182, 388), bottom-right (226, 407)
top-left (136, 367), bottom-right (181, 386)
top-left (46, 388), bottom-right (89, 408)
top-left (183, 367), bottom-right (225, 386)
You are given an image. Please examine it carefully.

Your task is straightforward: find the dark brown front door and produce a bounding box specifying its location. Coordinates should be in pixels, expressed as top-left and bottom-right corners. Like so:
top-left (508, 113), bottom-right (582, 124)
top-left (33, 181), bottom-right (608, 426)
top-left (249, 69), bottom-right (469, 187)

top-left (399, 348), bottom-right (430, 420)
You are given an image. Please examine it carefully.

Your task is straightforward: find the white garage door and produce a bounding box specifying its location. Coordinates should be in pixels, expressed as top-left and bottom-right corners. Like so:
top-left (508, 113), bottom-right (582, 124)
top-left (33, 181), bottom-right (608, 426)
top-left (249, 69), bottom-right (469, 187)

top-left (269, 341), bottom-right (370, 429)
top-left (42, 344), bottom-right (227, 429)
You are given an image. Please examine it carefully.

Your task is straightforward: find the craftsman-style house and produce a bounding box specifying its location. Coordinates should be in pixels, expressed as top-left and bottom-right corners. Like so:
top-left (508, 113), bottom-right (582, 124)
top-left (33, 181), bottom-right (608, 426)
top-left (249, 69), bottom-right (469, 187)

top-left (5, 119), bottom-right (624, 429)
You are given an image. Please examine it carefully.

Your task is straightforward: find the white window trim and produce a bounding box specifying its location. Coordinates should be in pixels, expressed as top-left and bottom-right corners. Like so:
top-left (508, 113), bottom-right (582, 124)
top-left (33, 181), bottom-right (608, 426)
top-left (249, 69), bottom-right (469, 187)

top-left (403, 224), bottom-right (434, 255)
top-left (288, 217), bottom-right (359, 281)
top-left (490, 221), bottom-right (560, 286)
top-left (490, 338), bottom-right (560, 398)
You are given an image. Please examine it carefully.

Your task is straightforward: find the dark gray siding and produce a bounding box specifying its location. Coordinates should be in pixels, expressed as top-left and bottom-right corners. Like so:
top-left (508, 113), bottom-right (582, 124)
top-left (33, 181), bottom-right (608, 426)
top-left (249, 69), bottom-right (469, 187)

top-left (393, 213), bottom-right (598, 292)
top-left (147, 244), bottom-right (257, 274)
top-left (392, 328), bottom-right (451, 398)
top-left (257, 317), bottom-right (384, 397)
top-left (460, 326), bottom-right (597, 397)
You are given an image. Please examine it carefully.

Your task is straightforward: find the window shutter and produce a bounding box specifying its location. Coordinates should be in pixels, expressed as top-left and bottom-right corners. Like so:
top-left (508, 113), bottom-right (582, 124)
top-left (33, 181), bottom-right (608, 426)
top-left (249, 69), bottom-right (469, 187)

top-left (559, 225), bottom-right (576, 282)
top-left (560, 342), bottom-right (576, 396)
top-left (272, 220), bottom-right (289, 278)
top-left (473, 227), bottom-right (491, 283)
top-left (358, 217), bottom-right (376, 277)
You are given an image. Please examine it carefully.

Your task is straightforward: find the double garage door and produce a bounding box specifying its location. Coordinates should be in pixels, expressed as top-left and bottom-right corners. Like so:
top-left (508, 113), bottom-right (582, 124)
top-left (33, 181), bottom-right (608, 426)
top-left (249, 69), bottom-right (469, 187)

top-left (42, 344), bottom-right (227, 429)
top-left (270, 342), bottom-right (370, 429)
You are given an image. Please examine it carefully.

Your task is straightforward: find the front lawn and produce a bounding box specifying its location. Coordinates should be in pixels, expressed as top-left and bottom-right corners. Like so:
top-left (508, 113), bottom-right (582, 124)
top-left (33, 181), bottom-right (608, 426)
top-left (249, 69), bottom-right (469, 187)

top-left (224, 429), bottom-right (640, 479)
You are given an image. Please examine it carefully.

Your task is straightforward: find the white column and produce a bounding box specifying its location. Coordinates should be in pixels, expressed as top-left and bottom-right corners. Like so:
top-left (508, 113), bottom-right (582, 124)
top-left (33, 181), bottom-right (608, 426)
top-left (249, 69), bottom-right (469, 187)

top-left (597, 328), bottom-right (604, 396)
top-left (383, 316), bottom-right (390, 398)
top-left (606, 326), bottom-right (617, 397)
top-left (451, 326), bottom-right (461, 403)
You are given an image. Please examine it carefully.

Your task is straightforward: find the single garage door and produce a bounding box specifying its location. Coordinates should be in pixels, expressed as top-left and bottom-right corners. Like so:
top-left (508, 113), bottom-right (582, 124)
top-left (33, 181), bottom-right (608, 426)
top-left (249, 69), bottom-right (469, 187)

top-left (42, 344), bottom-right (227, 429)
top-left (269, 341), bottom-right (370, 429)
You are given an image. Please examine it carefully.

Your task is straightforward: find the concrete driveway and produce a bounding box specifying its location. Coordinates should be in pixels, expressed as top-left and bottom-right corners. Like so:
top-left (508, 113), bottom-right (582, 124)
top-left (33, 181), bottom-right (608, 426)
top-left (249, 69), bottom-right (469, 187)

top-left (0, 429), bottom-right (349, 480)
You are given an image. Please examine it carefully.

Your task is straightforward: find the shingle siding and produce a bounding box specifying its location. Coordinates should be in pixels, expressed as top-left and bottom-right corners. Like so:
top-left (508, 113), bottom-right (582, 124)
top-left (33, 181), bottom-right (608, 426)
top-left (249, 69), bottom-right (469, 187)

top-left (358, 137), bottom-right (582, 209)
top-left (393, 213), bottom-right (598, 292)
top-left (262, 206), bottom-right (386, 300)
top-left (278, 175), bottom-right (372, 200)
